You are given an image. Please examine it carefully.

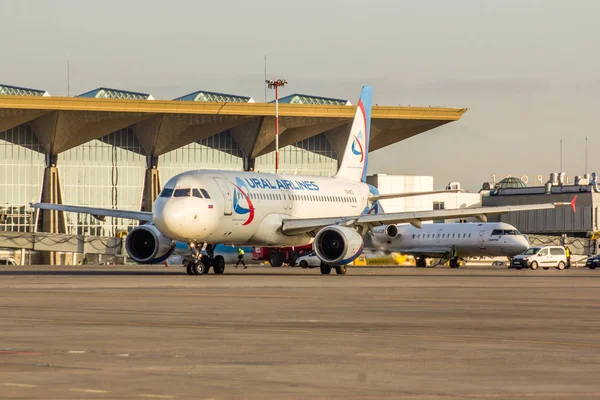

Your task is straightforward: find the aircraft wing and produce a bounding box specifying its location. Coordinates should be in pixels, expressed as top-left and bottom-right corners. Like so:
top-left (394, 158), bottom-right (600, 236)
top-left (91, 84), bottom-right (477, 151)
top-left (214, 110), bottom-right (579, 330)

top-left (31, 203), bottom-right (153, 222)
top-left (281, 201), bottom-right (569, 236)
top-left (369, 189), bottom-right (462, 201)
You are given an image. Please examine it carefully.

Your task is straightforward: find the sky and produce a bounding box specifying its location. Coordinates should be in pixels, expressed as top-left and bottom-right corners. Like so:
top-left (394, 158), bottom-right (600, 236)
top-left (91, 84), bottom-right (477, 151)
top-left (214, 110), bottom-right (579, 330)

top-left (1, 0), bottom-right (599, 190)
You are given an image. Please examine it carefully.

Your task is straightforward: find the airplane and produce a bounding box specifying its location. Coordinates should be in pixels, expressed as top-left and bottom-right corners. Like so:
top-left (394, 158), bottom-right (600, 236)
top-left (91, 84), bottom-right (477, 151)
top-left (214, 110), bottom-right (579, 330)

top-left (32, 86), bottom-right (574, 276)
top-left (369, 221), bottom-right (530, 268)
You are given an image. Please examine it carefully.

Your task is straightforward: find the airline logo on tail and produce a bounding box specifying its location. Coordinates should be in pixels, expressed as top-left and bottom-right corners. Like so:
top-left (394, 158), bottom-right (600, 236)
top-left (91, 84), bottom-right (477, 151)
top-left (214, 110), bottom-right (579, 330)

top-left (232, 177), bottom-right (255, 225)
top-left (334, 86), bottom-right (372, 183)
top-left (351, 129), bottom-right (364, 162)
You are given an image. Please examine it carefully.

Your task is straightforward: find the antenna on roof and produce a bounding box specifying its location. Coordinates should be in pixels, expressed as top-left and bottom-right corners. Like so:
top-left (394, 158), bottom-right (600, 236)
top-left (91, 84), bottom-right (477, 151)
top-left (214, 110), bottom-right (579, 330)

top-left (67, 53), bottom-right (71, 97)
top-left (264, 55), bottom-right (267, 102)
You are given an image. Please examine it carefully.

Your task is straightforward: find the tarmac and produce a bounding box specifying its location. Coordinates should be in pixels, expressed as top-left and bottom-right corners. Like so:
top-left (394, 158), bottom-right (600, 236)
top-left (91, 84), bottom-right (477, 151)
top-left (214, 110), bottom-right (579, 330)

top-left (0, 265), bottom-right (599, 399)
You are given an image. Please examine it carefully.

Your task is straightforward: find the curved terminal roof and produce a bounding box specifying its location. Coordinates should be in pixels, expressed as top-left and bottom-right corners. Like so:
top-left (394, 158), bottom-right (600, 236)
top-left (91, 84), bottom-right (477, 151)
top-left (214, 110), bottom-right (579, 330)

top-left (273, 93), bottom-right (350, 106)
top-left (0, 84), bottom-right (48, 97)
top-left (175, 90), bottom-right (254, 103)
top-left (0, 92), bottom-right (467, 159)
top-left (77, 87), bottom-right (154, 100)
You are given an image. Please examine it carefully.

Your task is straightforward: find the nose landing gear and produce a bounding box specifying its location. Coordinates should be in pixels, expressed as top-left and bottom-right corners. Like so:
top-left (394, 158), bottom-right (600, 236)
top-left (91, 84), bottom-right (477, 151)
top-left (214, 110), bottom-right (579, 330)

top-left (184, 243), bottom-right (225, 276)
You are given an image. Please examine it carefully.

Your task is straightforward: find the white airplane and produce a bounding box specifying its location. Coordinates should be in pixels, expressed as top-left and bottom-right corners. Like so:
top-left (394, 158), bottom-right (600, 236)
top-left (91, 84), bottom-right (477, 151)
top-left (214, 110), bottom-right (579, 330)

top-left (369, 222), bottom-right (530, 268)
top-left (33, 86), bottom-right (573, 276)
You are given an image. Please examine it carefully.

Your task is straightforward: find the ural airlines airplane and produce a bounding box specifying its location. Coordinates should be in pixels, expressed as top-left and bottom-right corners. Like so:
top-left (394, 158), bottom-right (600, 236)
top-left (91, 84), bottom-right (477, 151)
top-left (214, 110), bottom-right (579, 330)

top-left (33, 86), bottom-right (571, 276)
top-left (369, 222), bottom-right (531, 268)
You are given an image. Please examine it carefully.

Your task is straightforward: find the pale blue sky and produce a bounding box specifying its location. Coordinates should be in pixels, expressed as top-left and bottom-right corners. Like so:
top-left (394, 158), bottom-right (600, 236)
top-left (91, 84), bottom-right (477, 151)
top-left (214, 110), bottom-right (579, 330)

top-left (1, 0), bottom-right (599, 189)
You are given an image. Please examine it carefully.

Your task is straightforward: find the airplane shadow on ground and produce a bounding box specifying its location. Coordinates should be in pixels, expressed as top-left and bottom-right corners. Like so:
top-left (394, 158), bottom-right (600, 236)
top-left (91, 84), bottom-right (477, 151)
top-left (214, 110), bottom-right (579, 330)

top-left (0, 268), bottom-right (597, 278)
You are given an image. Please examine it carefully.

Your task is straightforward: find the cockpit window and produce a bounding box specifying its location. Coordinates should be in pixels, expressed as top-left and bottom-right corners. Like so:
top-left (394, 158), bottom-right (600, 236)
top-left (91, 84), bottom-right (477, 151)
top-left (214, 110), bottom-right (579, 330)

top-left (160, 188), bottom-right (173, 198)
top-left (492, 229), bottom-right (521, 236)
top-left (200, 189), bottom-right (210, 199)
top-left (192, 188), bottom-right (203, 198)
top-left (174, 188), bottom-right (191, 197)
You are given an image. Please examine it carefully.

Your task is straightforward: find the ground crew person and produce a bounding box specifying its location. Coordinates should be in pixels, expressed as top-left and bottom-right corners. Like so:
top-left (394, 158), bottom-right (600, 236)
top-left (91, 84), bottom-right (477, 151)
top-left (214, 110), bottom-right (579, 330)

top-left (565, 246), bottom-right (571, 268)
top-left (235, 247), bottom-right (247, 269)
top-left (450, 245), bottom-right (459, 268)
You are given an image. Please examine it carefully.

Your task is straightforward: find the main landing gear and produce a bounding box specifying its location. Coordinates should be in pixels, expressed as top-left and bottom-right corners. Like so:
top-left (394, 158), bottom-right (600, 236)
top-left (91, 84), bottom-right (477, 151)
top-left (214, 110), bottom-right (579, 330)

top-left (319, 263), bottom-right (347, 275)
top-left (185, 243), bottom-right (226, 276)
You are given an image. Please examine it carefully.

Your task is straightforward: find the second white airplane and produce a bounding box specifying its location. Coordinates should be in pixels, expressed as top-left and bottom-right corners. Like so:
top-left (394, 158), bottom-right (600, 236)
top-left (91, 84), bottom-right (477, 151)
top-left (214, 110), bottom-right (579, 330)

top-left (33, 86), bottom-right (572, 276)
top-left (370, 222), bottom-right (530, 268)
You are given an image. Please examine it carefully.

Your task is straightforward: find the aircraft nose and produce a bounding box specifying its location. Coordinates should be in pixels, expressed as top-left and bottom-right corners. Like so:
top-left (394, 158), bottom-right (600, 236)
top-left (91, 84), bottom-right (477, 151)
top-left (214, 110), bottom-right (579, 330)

top-left (153, 199), bottom-right (189, 239)
top-left (516, 236), bottom-right (529, 253)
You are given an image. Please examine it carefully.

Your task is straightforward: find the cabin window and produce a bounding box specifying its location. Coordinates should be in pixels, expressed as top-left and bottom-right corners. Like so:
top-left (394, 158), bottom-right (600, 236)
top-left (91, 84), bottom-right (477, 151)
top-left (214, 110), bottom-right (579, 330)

top-left (412, 234), bottom-right (415, 239)
top-left (468, 233), bottom-right (472, 238)
top-left (200, 189), bottom-right (210, 199)
top-left (174, 188), bottom-right (191, 197)
top-left (192, 188), bottom-right (203, 198)
top-left (491, 229), bottom-right (502, 235)
top-left (452, 233), bottom-right (455, 238)
top-left (160, 188), bottom-right (174, 198)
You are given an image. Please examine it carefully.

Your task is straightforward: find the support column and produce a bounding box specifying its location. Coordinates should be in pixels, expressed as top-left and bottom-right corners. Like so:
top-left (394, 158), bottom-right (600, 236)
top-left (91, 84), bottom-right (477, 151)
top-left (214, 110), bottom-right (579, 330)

top-left (243, 156), bottom-right (255, 172)
top-left (38, 154), bottom-right (67, 265)
top-left (142, 156), bottom-right (161, 212)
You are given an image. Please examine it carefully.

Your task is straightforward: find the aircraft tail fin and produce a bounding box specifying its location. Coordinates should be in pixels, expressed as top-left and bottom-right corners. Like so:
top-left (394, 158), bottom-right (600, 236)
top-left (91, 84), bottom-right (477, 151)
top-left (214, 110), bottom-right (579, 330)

top-left (334, 86), bottom-right (373, 182)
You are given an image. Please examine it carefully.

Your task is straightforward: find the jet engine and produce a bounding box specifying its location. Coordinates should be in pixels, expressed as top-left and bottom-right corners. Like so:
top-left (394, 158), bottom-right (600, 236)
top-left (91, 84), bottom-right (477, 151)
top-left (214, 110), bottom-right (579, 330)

top-left (313, 226), bottom-right (364, 265)
top-left (125, 224), bottom-right (175, 264)
top-left (384, 224), bottom-right (399, 239)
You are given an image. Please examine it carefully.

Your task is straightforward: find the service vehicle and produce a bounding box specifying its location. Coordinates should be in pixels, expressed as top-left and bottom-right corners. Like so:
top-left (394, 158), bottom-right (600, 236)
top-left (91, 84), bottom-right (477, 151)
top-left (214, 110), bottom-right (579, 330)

top-left (511, 246), bottom-right (567, 270)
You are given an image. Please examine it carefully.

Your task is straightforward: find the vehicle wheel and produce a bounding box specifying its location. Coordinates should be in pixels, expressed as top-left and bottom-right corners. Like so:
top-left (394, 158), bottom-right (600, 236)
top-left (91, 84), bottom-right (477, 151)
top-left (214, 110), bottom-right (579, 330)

top-left (590, 266), bottom-right (596, 270)
top-left (269, 251), bottom-right (283, 268)
top-left (320, 265), bottom-right (332, 275)
top-left (335, 265), bottom-right (347, 275)
top-left (213, 256), bottom-right (225, 274)
top-left (192, 262), bottom-right (206, 275)
top-left (299, 260), bottom-right (309, 269)
top-left (543, 267), bottom-right (549, 270)
top-left (557, 261), bottom-right (565, 270)
top-left (186, 263), bottom-right (194, 275)
top-left (530, 261), bottom-right (538, 270)
top-left (516, 267), bottom-right (522, 270)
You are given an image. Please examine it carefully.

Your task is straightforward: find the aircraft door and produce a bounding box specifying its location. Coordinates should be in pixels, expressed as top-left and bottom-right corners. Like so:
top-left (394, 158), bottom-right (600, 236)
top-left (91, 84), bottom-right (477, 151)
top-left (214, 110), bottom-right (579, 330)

top-left (436, 229), bottom-right (442, 244)
top-left (213, 177), bottom-right (232, 215)
top-left (478, 230), bottom-right (486, 249)
top-left (283, 190), bottom-right (293, 213)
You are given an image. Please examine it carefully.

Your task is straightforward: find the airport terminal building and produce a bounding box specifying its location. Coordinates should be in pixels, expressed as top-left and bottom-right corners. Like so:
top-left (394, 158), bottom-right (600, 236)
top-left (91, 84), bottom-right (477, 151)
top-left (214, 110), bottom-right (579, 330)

top-left (0, 83), bottom-right (466, 261)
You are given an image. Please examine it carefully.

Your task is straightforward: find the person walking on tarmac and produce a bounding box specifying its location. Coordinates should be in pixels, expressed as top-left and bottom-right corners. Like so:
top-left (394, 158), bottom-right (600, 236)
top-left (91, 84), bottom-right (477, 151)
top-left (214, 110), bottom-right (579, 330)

top-left (235, 247), bottom-right (247, 269)
top-left (565, 246), bottom-right (572, 268)
top-left (450, 245), bottom-right (459, 268)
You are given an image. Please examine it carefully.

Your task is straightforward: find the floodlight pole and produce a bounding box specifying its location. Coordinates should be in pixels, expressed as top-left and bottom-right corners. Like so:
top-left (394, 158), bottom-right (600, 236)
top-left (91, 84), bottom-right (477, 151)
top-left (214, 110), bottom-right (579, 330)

top-left (266, 78), bottom-right (288, 173)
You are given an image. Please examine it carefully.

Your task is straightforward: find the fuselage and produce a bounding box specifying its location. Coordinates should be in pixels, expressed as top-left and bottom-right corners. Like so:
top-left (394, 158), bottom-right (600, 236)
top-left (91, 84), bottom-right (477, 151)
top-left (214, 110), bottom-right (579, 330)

top-left (153, 170), bottom-right (371, 246)
top-left (370, 222), bottom-right (529, 258)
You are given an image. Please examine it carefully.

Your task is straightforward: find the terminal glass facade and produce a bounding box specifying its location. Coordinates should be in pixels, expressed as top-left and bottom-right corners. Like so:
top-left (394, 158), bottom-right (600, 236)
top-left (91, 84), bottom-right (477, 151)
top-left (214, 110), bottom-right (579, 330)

top-left (160, 138), bottom-right (244, 184)
top-left (58, 129), bottom-right (146, 236)
top-left (0, 125), bottom-right (45, 232)
top-left (255, 134), bottom-right (338, 176)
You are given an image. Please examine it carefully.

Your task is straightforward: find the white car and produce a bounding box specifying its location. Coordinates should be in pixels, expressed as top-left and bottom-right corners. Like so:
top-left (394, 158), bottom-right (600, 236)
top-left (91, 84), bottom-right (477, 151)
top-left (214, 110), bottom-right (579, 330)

top-left (511, 246), bottom-right (567, 270)
top-left (0, 257), bottom-right (17, 266)
top-left (295, 252), bottom-right (322, 269)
